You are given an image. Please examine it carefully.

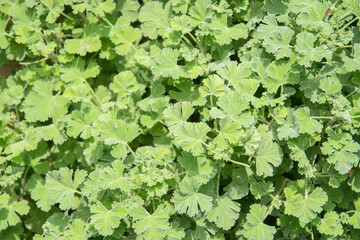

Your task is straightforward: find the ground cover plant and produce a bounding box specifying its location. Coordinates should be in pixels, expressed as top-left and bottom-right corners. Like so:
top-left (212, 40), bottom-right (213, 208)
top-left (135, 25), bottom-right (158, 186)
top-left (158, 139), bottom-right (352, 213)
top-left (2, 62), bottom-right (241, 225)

top-left (1, 0), bottom-right (360, 239)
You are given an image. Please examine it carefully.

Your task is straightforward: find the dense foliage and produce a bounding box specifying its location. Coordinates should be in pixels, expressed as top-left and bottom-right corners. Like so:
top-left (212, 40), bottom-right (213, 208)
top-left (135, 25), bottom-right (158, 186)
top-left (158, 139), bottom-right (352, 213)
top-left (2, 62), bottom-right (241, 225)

top-left (1, 0), bottom-right (360, 239)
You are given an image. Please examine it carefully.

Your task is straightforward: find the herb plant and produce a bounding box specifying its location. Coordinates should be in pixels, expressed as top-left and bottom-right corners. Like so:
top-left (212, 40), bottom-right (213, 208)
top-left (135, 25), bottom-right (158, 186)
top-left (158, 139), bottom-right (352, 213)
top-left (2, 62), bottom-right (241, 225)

top-left (1, 0), bottom-right (360, 239)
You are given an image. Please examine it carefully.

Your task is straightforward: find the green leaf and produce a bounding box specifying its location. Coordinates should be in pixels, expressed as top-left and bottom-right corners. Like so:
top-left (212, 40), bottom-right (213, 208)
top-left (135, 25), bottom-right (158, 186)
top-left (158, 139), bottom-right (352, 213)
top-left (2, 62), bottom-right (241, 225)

top-left (294, 107), bottom-right (322, 134)
top-left (217, 61), bottom-right (252, 86)
top-left (164, 102), bottom-right (194, 130)
top-left (263, 59), bottom-right (300, 93)
top-left (344, 0), bottom-right (360, 17)
top-left (109, 71), bottom-right (138, 96)
top-left (151, 48), bottom-right (186, 79)
top-left (348, 198), bottom-right (360, 229)
top-left (172, 180), bottom-right (213, 217)
top-left (119, 0), bottom-right (140, 22)
top-left (213, 119), bottom-right (243, 150)
top-left (131, 205), bottom-right (170, 240)
top-left (250, 182), bottom-right (275, 200)
top-left (349, 168), bottom-right (360, 193)
top-left (23, 81), bottom-right (68, 122)
top-left (67, 107), bottom-right (100, 139)
top-left (257, 14), bottom-right (279, 40)
top-left (83, 139), bottom-right (104, 166)
top-left (64, 24), bottom-right (101, 56)
top-left (26, 175), bottom-right (54, 212)
top-left (90, 201), bottom-right (127, 236)
top-left (262, 27), bottom-right (294, 59)
top-left (295, 32), bottom-right (332, 67)
top-left (297, 1), bottom-right (333, 35)
top-left (177, 151), bottom-right (217, 184)
top-left (242, 204), bottom-right (276, 240)
top-left (0, 14), bottom-right (9, 49)
top-left (167, 221), bottom-right (186, 240)
top-left (45, 168), bottom-right (87, 210)
top-left (36, 123), bottom-right (67, 145)
top-left (321, 130), bottom-right (360, 174)
top-left (100, 120), bottom-right (140, 159)
top-left (188, 0), bottom-right (213, 26)
top-left (40, 0), bottom-right (65, 23)
top-left (210, 13), bottom-right (247, 45)
top-left (343, 43), bottom-right (360, 72)
top-left (255, 133), bottom-right (282, 177)
top-left (98, 160), bottom-right (133, 191)
top-left (317, 211), bottom-right (343, 236)
top-left (206, 195), bottom-right (240, 230)
top-left (60, 58), bottom-right (100, 84)
top-left (138, 1), bottom-right (170, 39)
top-left (210, 91), bottom-right (254, 127)
top-left (0, 193), bottom-right (30, 230)
top-left (284, 185), bottom-right (328, 224)
top-left (173, 122), bottom-right (210, 156)
top-left (4, 127), bottom-right (40, 156)
top-left (109, 23), bottom-right (142, 55)
top-left (199, 74), bottom-right (226, 97)
top-left (264, 0), bottom-right (289, 15)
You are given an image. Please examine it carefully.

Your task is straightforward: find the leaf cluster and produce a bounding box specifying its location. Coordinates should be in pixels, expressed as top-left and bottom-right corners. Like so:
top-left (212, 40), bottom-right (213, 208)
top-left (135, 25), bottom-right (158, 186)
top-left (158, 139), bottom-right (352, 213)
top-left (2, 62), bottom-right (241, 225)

top-left (1, 0), bottom-right (360, 239)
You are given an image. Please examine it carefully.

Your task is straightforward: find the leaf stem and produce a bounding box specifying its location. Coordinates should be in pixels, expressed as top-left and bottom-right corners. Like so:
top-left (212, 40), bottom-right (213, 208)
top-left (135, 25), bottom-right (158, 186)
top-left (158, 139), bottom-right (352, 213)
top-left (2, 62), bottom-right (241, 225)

top-left (181, 35), bottom-right (192, 46)
top-left (216, 164), bottom-right (221, 197)
top-left (4, 32), bottom-right (14, 38)
top-left (227, 159), bottom-right (250, 168)
top-left (99, 16), bottom-right (113, 27)
top-left (339, 16), bottom-right (360, 32)
top-left (82, 79), bottom-right (102, 106)
top-left (60, 12), bottom-right (74, 21)
top-left (21, 165), bottom-right (31, 195)
top-left (347, 88), bottom-right (360, 98)
top-left (20, 57), bottom-right (48, 65)
top-left (311, 226), bottom-right (314, 240)
top-left (337, 12), bottom-right (353, 22)
top-left (187, 32), bottom-right (198, 44)
top-left (265, 178), bottom-right (288, 218)
top-left (152, 197), bottom-right (156, 212)
top-left (14, 106), bottom-right (19, 122)
top-left (310, 116), bottom-right (333, 119)
top-left (127, 143), bottom-right (137, 159)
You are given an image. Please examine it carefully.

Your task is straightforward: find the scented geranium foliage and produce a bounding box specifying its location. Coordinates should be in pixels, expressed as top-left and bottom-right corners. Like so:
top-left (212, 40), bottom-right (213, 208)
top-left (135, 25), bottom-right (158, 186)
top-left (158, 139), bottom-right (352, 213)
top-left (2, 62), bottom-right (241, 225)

top-left (1, 0), bottom-right (360, 239)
